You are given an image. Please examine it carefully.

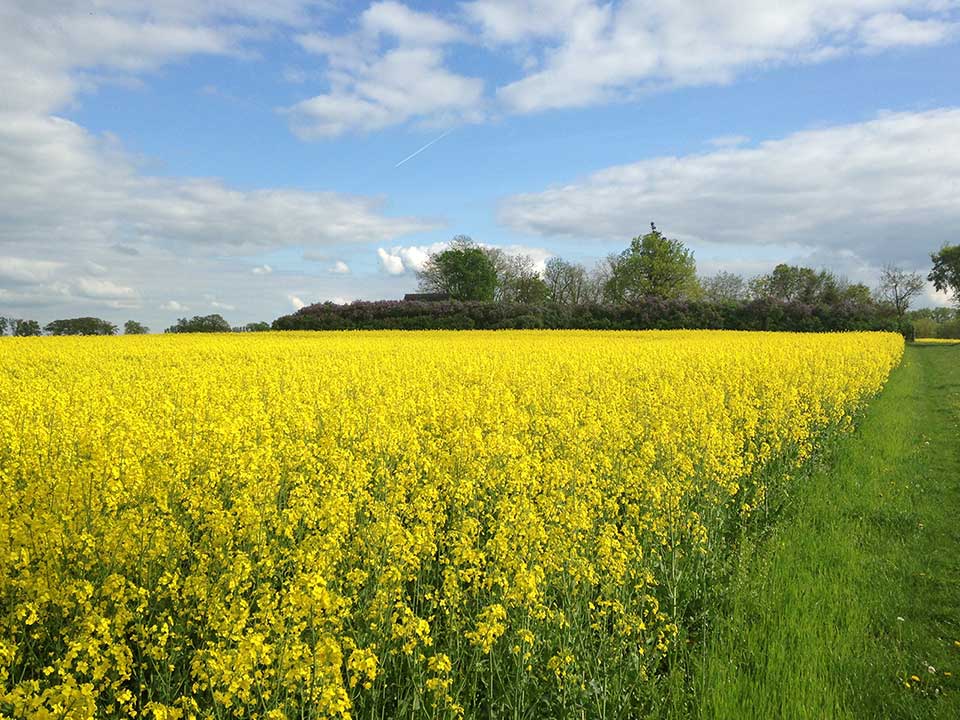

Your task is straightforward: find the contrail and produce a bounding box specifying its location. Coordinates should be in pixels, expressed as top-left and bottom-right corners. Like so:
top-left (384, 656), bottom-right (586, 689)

top-left (394, 128), bottom-right (454, 168)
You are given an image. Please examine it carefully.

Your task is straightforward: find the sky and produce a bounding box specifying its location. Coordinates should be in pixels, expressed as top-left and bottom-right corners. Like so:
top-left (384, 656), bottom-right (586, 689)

top-left (1, 1), bottom-right (959, 330)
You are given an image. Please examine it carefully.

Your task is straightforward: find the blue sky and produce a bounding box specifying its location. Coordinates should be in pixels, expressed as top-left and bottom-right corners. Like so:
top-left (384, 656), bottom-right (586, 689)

top-left (2, 1), bottom-right (959, 329)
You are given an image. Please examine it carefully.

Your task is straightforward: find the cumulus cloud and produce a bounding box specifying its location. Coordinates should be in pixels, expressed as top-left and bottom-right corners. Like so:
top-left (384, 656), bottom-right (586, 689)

top-left (376, 241), bottom-right (553, 276)
top-left (464, 0), bottom-right (960, 114)
top-left (329, 260), bottom-right (351, 274)
top-left (501, 109), bottom-right (960, 271)
top-left (0, 1), bottom-right (441, 326)
top-left (287, 294), bottom-right (306, 310)
top-left (251, 265), bottom-right (273, 274)
top-left (377, 248), bottom-right (408, 275)
top-left (286, 2), bottom-right (483, 137)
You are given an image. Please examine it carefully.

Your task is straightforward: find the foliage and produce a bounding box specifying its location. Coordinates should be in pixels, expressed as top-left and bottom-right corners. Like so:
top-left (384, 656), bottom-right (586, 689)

top-left (907, 307), bottom-right (959, 338)
top-left (12, 319), bottom-right (42, 336)
top-left (274, 297), bottom-right (905, 334)
top-left (45, 317), bottom-right (118, 336)
top-left (0, 317), bottom-right (6, 336)
top-left (877, 265), bottom-right (925, 320)
top-left (603, 224), bottom-right (700, 302)
top-left (124, 320), bottom-right (149, 335)
top-left (543, 257), bottom-right (593, 305)
top-left (701, 271), bottom-right (748, 303)
top-left (164, 314), bottom-right (231, 333)
top-left (928, 243), bottom-right (960, 305)
top-left (416, 235), bottom-right (499, 302)
top-left (750, 263), bottom-right (840, 304)
top-left (237, 322), bottom-right (271, 332)
top-left (0, 330), bottom-right (903, 718)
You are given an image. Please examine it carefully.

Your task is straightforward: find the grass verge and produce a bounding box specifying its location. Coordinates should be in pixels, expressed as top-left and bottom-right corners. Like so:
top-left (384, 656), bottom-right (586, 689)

top-left (672, 344), bottom-right (960, 719)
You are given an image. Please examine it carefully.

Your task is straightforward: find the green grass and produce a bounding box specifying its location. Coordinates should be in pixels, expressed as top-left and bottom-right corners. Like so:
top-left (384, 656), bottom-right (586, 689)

top-left (671, 343), bottom-right (960, 719)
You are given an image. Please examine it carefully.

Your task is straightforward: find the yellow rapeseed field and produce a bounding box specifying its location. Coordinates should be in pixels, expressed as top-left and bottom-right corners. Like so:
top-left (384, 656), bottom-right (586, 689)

top-left (0, 330), bottom-right (903, 719)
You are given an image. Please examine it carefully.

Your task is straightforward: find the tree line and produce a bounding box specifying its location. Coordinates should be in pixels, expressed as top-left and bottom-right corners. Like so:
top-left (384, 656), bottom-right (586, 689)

top-left (0, 315), bottom-right (272, 336)
top-left (413, 225), bottom-right (939, 323)
top-left (5, 229), bottom-right (960, 336)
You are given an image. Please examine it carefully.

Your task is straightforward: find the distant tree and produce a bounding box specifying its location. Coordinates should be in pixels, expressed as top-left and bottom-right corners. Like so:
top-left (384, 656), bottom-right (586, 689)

top-left (750, 264), bottom-right (840, 304)
top-left (13, 319), bottom-right (42, 336)
top-left (837, 281), bottom-right (874, 305)
top-left (877, 265), bottom-right (925, 320)
top-left (417, 236), bottom-right (498, 302)
top-left (45, 317), bottom-right (117, 336)
top-left (486, 251), bottom-right (549, 303)
top-left (603, 223), bottom-right (700, 302)
top-left (929, 244), bottom-right (960, 305)
top-left (124, 320), bottom-right (149, 335)
top-left (701, 271), bottom-right (748, 303)
top-left (241, 322), bottom-right (271, 332)
top-left (543, 258), bottom-right (591, 304)
top-left (912, 316), bottom-right (938, 338)
top-left (165, 314), bottom-right (231, 333)
top-left (0, 317), bottom-right (7, 336)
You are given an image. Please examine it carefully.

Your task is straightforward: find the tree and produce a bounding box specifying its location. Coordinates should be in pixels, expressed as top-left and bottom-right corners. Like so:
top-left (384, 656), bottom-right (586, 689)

top-left (240, 322), bottom-right (271, 332)
top-left (749, 264), bottom-right (840, 304)
top-left (0, 317), bottom-right (6, 336)
top-left (701, 271), bottom-right (747, 303)
top-left (45, 317), bottom-right (118, 336)
top-left (487, 251), bottom-right (549, 303)
top-left (543, 258), bottom-right (591, 305)
top-left (929, 244), bottom-right (960, 305)
top-left (603, 223), bottom-right (700, 303)
top-left (877, 265), bottom-right (925, 320)
top-left (124, 320), bottom-right (149, 335)
top-left (165, 314), bottom-right (231, 333)
top-left (13, 319), bottom-right (42, 336)
top-left (417, 236), bottom-right (498, 302)
top-left (837, 281), bottom-right (874, 306)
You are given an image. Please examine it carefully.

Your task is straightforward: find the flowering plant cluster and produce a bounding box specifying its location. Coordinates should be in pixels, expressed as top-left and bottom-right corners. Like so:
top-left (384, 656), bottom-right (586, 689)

top-left (0, 330), bottom-right (903, 718)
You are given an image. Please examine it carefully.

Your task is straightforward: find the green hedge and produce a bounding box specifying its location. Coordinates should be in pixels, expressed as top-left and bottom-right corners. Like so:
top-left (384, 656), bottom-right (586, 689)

top-left (273, 298), bottom-right (910, 335)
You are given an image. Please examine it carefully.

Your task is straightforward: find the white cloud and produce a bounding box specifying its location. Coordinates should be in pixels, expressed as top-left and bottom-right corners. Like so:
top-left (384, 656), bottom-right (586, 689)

top-left (252, 264), bottom-right (273, 274)
top-left (287, 46), bottom-right (484, 137)
top-left (0, 1), bottom-right (441, 325)
top-left (73, 277), bottom-right (137, 301)
top-left (0, 257), bottom-right (64, 285)
top-left (287, 294), bottom-right (306, 310)
top-left (0, 113), bottom-right (437, 251)
top-left (160, 300), bottom-right (188, 312)
top-left (376, 241), bottom-right (554, 275)
top-left (860, 12), bottom-right (957, 48)
top-left (501, 109), bottom-right (960, 271)
top-left (467, 0), bottom-right (960, 114)
top-left (287, 2), bottom-right (483, 137)
top-left (362, 1), bottom-right (464, 45)
top-left (377, 248), bottom-right (408, 275)
top-left (329, 260), bottom-right (351, 274)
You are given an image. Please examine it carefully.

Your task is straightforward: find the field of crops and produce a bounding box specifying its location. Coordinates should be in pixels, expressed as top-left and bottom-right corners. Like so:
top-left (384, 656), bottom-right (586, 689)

top-left (0, 330), bottom-right (903, 719)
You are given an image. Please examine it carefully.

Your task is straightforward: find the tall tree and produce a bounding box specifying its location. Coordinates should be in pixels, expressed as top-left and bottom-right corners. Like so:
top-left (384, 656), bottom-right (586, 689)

top-left (929, 244), bottom-right (960, 305)
top-left (750, 264), bottom-right (839, 304)
top-left (417, 236), bottom-right (498, 302)
top-left (0, 317), bottom-right (7, 336)
top-left (124, 320), bottom-right (149, 335)
top-left (13, 319), bottom-right (42, 336)
top-left (701, 271), bottom-right (747, 303)
top-left (603, 223), bottom-right (700, 302)
top-left (165, 314), bottom-right (231, 333)
top-left (877, 265), bottom-right (925, 320)
top-left (45, 317), bottom-right (118, 336)
top-left (543, 258), bottom-right (590, 305)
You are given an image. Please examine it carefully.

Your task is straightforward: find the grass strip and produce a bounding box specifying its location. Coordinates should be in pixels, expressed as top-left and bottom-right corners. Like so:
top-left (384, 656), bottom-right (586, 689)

top-left (681, 344), bottom-right (960, 720)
